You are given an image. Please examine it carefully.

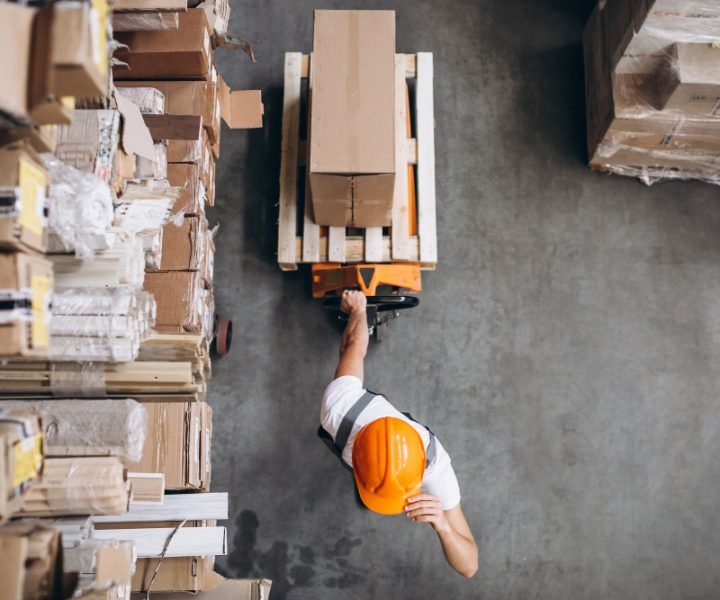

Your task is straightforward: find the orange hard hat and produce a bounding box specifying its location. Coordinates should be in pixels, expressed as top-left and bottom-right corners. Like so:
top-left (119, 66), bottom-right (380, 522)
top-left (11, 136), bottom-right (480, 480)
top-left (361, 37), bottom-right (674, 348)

top-left (352, 417), bottom-right (426, 515)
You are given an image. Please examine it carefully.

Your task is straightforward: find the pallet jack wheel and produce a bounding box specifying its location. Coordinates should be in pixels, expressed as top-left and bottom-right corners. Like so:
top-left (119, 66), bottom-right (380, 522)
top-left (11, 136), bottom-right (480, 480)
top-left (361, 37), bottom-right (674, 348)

top-left (214, 317), bottom-right (233, 356)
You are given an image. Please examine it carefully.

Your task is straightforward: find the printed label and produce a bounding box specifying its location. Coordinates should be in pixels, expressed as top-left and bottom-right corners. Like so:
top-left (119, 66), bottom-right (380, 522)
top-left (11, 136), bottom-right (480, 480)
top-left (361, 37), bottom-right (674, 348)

top-left (30, 276), bottom-right (50, 348)
top-left (13, 433), bottom-right (43, 487)
top-left (18, 157), bottom-right (46, 236)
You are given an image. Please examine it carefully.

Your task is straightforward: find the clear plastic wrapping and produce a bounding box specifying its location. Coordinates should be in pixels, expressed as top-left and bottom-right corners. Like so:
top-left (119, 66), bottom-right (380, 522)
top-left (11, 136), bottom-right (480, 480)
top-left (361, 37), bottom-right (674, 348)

top-left (113, 11), bottom-right (180, 32)
top-left (586, 0), bottom-right (720, 185)
top-left (114, 87), bottom-right (166, 115)
top-left (49, 287), bottom-right (156, 363)
top-left (15, 457), bottom-right (131, 517)
top-left (50, 362), bottom-right (107, 397)
top-left (0, 399), bottom-right (148, 464)
top-left (135, 142), bottom-right (168, 180)
top-left (42, 154), bottom-right (115, 259)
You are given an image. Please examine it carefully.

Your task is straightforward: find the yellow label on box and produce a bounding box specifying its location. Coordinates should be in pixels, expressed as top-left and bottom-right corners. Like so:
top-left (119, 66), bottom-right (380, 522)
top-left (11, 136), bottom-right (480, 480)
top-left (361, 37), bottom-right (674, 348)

top-left (12, 433), bottom-right (43, 488)
top-left (18, 157), bottom-right (46, 236)
top-left (91, 0), bottom-right (109, 76)
top-left (31, 275), bottom-right (50, 348)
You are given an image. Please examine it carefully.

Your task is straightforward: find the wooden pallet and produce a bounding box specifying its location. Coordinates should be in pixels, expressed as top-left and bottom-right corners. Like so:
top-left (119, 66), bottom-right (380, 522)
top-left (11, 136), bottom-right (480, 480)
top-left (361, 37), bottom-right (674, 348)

top-left (278, 52), bottom-right (437, 271)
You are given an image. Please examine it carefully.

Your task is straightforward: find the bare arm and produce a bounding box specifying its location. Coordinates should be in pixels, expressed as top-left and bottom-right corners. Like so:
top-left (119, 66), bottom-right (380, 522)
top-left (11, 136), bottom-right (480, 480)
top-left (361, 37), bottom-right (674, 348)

top-left (405, 495), bottom-right (478, 578)
top-left (334, 291), bottom-right (369, 381)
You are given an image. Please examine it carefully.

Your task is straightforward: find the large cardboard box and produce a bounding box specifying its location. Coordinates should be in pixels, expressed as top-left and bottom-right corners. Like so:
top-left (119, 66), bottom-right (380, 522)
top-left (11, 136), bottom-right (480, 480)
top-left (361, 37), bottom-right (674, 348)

top-left (0, 143), bottom-right (49, 253)
top-left (113, 9), bottom-right (213, 80)
top-left (132, 556), bottom-right (215, 592)
top-left (654, 43), bottom-right (720, 116)
top-left (167, 163), bottom-right (205, 215)
top-left (144, 271), bottom-right (205, 334)
top-left (51, 0), bottom-right (110, 98)
top-left (0, 3), bottom-right (36, 126)
top-left (0, 410), bottom-right (43, 524)
top-left (144, 574), bottom-right (272, 600)
top-left (129, 399), bottom-right (212, 490)
top-left (0, 253), bottom-right (53, 358)
top-left (309, 10), bottom-right (396, 228)
top-left (157, 216), bottom-right (206, 271)
top-left (0, 522), bottom-right (64, 600)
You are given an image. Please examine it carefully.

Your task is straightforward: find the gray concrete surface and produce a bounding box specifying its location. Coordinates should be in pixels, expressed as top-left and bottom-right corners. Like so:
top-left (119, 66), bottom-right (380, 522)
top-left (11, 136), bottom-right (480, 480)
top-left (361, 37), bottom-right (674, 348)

top-left (208, 1), bottom-right (720, 598)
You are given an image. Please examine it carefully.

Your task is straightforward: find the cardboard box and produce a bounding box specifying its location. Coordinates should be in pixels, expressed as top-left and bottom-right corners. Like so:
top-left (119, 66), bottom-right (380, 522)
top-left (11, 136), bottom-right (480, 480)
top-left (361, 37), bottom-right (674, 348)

top-left (0, 410), bottom-right (43, 524)
top-left (654, 43), bottom-right (720, 116)
top-left (166, 130), bottom-right (215, 205)
top-left (309, 10), bottom-right (396, 228)
top-left (114, 9), bottom-right (213, 81)
top-left (129, 399), bottom-right (212, 490)
top-left (167, 163), bottom-right (205, 215)
top-left (143, 573), bottom-right (272, 600)
top-left (0, 522), bottom-right (64, 600)
top-left (0, 253), bottom-right (53, 358)
top-left (51, 0), bottom-right (110, 98)
top-left (0, 126), bottom-right (58, 155)
top-left (0, 3), bottom-right (36, 126)
top-left (132, 556), bottom-right (215, 592)
top-left (143, 271), bottom-right (204, 333)
top-left (0, 144), bottom-right (49, 253)
top-left (158, 216), bottom-right (204, 271)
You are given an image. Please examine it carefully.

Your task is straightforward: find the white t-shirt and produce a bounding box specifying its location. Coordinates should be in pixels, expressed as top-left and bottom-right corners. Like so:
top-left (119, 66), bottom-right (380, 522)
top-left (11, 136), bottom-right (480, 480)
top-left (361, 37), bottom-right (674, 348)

top-left (320, 375), bottom-right (461, 511)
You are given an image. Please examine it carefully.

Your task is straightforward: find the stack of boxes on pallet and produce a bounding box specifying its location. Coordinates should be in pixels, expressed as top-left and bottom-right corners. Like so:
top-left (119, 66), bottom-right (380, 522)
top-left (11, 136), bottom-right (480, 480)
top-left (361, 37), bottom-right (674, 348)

top-left (585, 0), bottom-right (720, 184)
top-left (0, 0), bottom-right (269, 598)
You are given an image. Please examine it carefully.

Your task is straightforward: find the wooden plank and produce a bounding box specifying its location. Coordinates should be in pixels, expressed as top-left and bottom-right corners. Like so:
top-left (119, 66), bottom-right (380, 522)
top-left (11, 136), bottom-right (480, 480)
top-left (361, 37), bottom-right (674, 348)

top-left (295, 235), bottom-right (421, 264)
top-left (93, 527), bottom-right (227, 558)
top-left (364, 228), bottom-right (383, 262)
top-left (128, 473), bottom-right (165, 503)
top-left (93, 492), bottom-right (228, 523)
top-left (301, 54), bottom-right (310, 78)
top-left (407, 138), bottom-right (418, 164)
top-left (113, 0), bottom-right (186, 11)
top-left (404, 53), bottom-right (417, 78)
top-left (142, 114), bottom-right (202, 141)
top-left (416, 53), bottom-right (438, 266)
top-left (391, 54), bottom-right (410, 261)
top-left (278, 53), bottom-right (302, 271)
top-left (302, 53), bottom-right (320, 263)
top-left (328, 227), bottom-right (346, 263)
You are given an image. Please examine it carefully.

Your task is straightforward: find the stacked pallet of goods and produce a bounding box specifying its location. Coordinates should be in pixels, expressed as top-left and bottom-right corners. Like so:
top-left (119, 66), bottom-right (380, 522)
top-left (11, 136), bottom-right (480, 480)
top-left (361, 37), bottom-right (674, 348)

top-left (0, 0), bottom-right (269, 597)
top-left (585, 0), bottom-right (720, 184)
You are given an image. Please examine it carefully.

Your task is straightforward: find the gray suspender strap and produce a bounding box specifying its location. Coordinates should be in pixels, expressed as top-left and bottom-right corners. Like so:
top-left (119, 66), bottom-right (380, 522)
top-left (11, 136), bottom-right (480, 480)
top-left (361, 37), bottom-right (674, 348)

top-left (333, 391), bottom-right (376, 453)
top-left (425, 433), bottom-right (437, 467)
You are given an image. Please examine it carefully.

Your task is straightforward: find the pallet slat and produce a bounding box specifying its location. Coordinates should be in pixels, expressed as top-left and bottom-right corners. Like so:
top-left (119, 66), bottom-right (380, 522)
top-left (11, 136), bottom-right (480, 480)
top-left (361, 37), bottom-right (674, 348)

top-left (391, 54), bottom-right (411, 261)
top-left (278, 52), bottom-right (302, 271)
top-left (302, 53), bottom-right (321, 263)
top-left (416, 53), bottom-right (438, 266)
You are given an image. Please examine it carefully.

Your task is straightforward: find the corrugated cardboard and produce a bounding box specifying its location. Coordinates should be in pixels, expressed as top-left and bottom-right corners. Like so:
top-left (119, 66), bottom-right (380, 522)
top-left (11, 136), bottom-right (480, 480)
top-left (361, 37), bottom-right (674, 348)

top-left (0, 3), bottom-right (36, 126)
top-left (114, 9), bottom-right (213, 81)
top-left (158, 217), bottom-right (204, 271)
top-left (129, 399), bottom-right (211, 490)
top-left (143, 573), bottom-right (272, 600)
top-left (0, 143), bottom-right (49, 253)
top-left (167, 163), bottom-right (205, 215)
top-left (309, 10), bottom-right (396, 228)
top-left (51, 0), bottom-right (110, 98)
top-left (166, 131), bottom-right (215, 205)
top-left (144, 271), bottom-right (204, 334)
top-left (217, 77), bottom-right (263, 129)
top-left (0, 253), bottom-right (53, 357)
top-left (132, 556), bottom-right (214, 592)
top-left (654, 43), bottom-right (720, 116)
top-left (95, 542), bottom-right (134, 587)
top-left (117, 80), bottom-right (219, 142)
top-left (0, 522), bottom-right (64, 600)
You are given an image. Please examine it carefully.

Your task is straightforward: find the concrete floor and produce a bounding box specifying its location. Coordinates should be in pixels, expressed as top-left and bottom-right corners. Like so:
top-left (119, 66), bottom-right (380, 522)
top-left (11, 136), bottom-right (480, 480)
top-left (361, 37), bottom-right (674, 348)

top-left (209, 1), bottom-right (720, 598)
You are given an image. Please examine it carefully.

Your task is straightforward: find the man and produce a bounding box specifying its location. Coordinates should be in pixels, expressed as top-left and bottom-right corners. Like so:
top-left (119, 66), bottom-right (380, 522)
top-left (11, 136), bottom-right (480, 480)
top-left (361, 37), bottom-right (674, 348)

top-left (319, 290), bottom-right (478, 578)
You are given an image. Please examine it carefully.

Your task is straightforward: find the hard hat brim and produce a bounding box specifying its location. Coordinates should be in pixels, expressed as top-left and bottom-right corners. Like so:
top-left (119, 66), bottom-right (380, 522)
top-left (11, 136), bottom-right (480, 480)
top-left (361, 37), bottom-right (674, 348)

top-left (354, 474), bottom-right (422, 515)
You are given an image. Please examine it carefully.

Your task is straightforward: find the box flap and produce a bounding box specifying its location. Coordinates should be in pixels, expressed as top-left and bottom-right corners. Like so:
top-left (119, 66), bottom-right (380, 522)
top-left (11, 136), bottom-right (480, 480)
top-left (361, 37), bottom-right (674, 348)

top-left (218, 77), bottom-right (263, 129)
top-left (114, 88), bottom-right (156, 160)
top-left (95, 542), bottom-right (134, 587)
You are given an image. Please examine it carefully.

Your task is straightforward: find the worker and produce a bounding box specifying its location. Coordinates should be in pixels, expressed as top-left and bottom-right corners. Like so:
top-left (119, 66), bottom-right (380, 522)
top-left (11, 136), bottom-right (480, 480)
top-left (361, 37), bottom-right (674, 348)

top-left (318, 290), bottom-right (478, 578)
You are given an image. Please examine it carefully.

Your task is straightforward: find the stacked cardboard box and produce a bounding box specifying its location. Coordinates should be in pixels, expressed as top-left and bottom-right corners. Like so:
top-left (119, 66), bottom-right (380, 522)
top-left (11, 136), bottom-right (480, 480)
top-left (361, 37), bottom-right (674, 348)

top-left (0, 3), bottom-right (270, 597)
top-left (585, 0), bottom-right (720, 184)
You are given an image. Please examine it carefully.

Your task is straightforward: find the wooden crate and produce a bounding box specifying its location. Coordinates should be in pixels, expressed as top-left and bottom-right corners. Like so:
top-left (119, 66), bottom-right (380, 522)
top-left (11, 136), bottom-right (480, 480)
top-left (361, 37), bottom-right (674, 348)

top-left (278, 52), bottom-right (437, 271)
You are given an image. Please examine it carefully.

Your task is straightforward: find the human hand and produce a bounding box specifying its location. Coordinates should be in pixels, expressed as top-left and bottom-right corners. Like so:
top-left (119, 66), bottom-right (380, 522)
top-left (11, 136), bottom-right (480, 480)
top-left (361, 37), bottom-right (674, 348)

top-left (404, 494), bottom-right (451, 534)
top-left (340, 290), bottom-right (367, 315)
